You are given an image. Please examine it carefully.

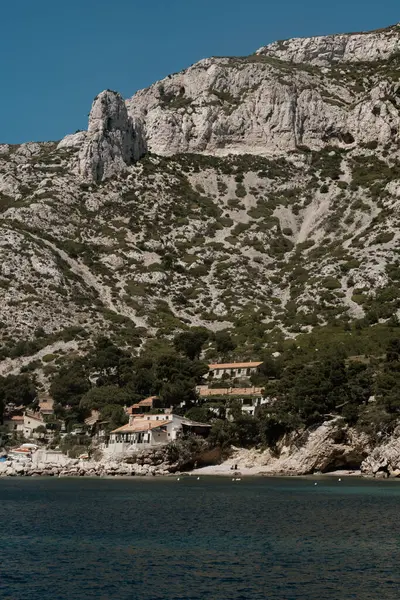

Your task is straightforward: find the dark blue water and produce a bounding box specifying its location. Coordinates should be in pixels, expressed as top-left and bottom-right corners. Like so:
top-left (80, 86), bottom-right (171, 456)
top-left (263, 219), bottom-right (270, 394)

top-left (0, 477), bottom-right (399, 600)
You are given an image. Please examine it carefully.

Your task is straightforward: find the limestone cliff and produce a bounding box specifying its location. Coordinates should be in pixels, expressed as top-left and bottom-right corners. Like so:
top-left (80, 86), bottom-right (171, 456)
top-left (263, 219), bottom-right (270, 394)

top-left (78, 90), bottom-right (145, 182)
top-left (256, 24), bottom-right (400, 65)
top-left (220, 420), bottom-right (370, 476)
top-left (210, 421), bottom-right (400, 479)
top-left (361, 427), bottom-right (400, 477)
top-left (1, 23), bottom-right (400, 372)
top-left (123, 24), bottom-right (400, 157)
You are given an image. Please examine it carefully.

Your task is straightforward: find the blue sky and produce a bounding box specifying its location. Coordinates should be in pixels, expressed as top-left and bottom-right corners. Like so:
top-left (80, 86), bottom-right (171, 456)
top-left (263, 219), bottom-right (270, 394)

top-left (2, 0), bottom-right (399, 143)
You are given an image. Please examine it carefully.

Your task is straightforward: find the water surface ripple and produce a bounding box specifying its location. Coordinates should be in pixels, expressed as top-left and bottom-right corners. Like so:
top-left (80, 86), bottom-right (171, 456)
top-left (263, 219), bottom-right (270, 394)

top-left (0, 477), bottom-right (399, 599)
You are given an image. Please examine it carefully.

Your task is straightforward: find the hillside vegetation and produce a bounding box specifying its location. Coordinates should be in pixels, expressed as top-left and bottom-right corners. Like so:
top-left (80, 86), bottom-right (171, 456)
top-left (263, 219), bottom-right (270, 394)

top-left (1, 24), bottom-right (400, 444)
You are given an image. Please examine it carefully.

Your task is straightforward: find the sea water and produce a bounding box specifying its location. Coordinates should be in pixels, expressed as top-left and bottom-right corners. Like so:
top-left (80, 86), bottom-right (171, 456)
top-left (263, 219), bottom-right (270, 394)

top-left (0, 476), bottom-right (399, 600)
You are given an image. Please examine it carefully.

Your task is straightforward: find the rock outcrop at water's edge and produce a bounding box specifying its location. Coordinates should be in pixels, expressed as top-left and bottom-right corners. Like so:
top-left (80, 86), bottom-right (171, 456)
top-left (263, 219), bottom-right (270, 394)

top-left (360, 426), bottom-right (400, 478)
top-left (193, 421), bottom-right (400, 479)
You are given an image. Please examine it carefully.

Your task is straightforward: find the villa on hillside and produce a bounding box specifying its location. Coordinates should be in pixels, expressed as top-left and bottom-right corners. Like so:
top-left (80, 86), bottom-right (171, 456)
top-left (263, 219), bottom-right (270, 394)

top-left (23, 411), bottom-right (45, 438)
top-left (197, 386), bottom-right (269, 417)
top-left (3, 403), bottom-right (58, 439)
top-left (208, 361), bottom-right (263, 380)
top-left (38, 396), bottom-right (55, 417)
top-left (83, 410), bottom-right (109, 440)
top-left (105, 413), bottom-right (211, 456)
top-left (197, 386), bottom-right (264, 399)
top-left (3, 414), bottom-right (24, 433)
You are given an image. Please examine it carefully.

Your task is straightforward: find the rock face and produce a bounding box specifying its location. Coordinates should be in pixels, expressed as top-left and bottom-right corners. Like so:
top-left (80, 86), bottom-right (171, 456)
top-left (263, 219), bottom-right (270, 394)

top-left (204, 421), bottom-right (399, 477)
top-left (272, 421), bottom-right (370, 475)
top-left (361, 427), bottom-right (400, 477)
top-left (219, 422), bottom-right (400, 478)
top-left (57, 131), bottom-right (87, 150)
top-left (60, 24), bottom-right (400, 163)
top-left (125, 24), bottom-right (400, 157)
top-left (256, 24), bottom-right (400, 65)
top-left (78, 90), bottom-right (145, 182)
top-left (1, 23), bottom-right (400, 363)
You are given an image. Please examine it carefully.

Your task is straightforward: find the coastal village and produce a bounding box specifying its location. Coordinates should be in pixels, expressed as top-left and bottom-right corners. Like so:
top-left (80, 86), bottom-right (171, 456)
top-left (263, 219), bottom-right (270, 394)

top-left (0, 360), bottom-right (268, 471)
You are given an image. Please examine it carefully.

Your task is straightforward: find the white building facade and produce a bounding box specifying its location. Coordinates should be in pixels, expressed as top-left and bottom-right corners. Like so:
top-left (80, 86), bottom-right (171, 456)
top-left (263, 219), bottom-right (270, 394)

top-left (105, 413), bottom-right (211, 457)
top-left (208, 362), bottom-right (262, 380)
top-left (23, 411), bottom-right (45, 439)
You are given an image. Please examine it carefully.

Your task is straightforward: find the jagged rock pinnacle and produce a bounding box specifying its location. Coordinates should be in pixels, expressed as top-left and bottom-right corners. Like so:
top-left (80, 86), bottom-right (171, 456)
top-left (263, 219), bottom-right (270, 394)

top-left (78, 90), bottom-right (145, 183)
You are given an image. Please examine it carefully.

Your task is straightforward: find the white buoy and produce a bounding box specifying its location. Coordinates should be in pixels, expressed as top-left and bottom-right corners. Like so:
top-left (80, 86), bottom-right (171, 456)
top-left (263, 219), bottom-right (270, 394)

top-left (197, 477), bottom-right (200, 480)
top-left (177, 478), bottom-right (180, 481)
top-left (338, 478), bottom-right (342, 482)
top-left (232, 478), bottom-right (235, 481)
top-left (314, 482), bottom-right (318, 486)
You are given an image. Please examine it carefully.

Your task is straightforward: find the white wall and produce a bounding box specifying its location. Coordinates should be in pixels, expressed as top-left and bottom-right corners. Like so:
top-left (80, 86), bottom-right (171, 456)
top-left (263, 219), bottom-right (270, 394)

top-left (105, 415), bottom-right (187, 456)
top-left (23, 415), bottom-right (43, 438)
top-left (211, 367), bottom-right (258, 380)
top-left (106, 428), bottom-right (170, 456)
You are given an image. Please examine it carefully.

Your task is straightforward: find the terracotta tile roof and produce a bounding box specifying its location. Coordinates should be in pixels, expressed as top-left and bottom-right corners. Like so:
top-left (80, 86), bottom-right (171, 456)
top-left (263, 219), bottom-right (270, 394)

top-left (208, 362), bottom-right (263, 370)
top-left (84, 410), bottom-right (100, 426)
top-left (125, 404), bottom-right (140, 414)
top-left (39, 401), bottom-right (54, 412)
top-left (126, 397), bottom-right (157, 414)
top-left (111, 419), bottom-right (169, 434)
top-left (24, 410), bottom-right (44, 422)
top-left (138, 396), bottom-right (157, 406)
top-left (11, 415), bottom-right (24, 421)
top-left (198, 387), bottom-right (264, 397)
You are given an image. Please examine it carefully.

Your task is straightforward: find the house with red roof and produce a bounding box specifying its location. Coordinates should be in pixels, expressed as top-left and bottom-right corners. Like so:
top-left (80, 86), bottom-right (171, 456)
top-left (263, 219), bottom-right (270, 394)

top-left (105, 412), bottom-right (211, 456)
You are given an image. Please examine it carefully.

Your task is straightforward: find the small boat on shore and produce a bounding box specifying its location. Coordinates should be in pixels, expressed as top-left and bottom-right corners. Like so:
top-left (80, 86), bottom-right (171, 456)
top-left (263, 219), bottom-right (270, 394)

top-left (8, 446), bottom-right (35, 461)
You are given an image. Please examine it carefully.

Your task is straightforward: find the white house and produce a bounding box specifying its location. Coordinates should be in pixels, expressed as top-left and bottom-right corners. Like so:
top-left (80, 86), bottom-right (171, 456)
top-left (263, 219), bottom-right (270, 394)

top-left (239, 396), bottom-right (271, 417)
top-left (208, 362), bottom-right (262, 380)
top-left (3, 415), bottom-right (25, 433)
top-left (197, 386), bottom-right (269, 417)
top-left (197, 386), bottom-right (264, 399)
top-left (105, 413), bottom-right (211, 456)
top-left (23, 411), bottom-right (45, 439)
top-left (38, 398), bottom-right (55, 417)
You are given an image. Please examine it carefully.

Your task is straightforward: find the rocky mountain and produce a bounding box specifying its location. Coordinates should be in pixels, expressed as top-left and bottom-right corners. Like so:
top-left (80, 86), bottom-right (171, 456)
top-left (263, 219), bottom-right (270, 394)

top-left (1, 23), bottom-right (400, 373)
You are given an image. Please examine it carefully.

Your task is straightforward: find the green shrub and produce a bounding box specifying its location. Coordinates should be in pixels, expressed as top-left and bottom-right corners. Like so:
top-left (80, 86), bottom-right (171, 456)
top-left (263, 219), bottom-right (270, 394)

top-left (322, 277), bottom-right (341, 290)
top-left (236, 183), bottom-right (247, 198)
top-left (42, 354), bottom-right (57, 363)
top-left (372, 231), bottom-right (395, 245)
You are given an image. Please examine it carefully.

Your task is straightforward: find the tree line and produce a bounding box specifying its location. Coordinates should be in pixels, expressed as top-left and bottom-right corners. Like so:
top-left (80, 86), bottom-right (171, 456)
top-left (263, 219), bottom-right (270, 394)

top-left (2, 328), bottom-right (400, 449)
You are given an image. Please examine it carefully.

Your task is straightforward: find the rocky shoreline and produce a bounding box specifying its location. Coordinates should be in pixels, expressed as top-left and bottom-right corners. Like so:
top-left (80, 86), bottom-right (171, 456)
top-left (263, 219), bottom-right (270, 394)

top-left (0, 442), bottom-right (222, 479)
top-left (0, 460), bottom-right (171, 478)
top-left (0, 451), bottom-right (174, 478)
top-left (2, 420), bottom-right (400, 480)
